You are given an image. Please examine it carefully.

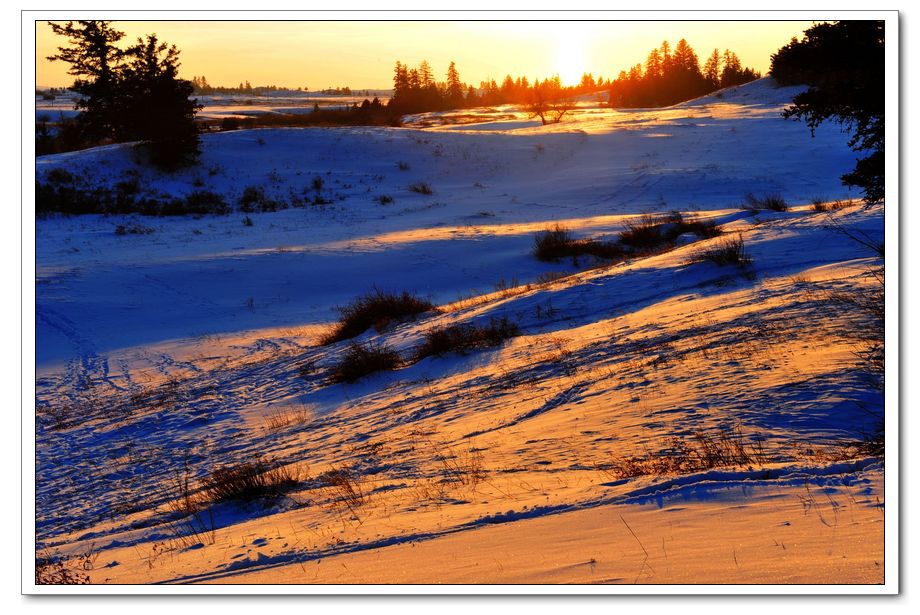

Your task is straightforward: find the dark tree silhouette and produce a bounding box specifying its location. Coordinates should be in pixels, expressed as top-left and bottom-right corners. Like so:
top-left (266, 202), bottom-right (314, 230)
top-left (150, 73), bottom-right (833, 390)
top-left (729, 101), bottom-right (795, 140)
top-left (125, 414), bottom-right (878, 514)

top-left (121, 34), bottom-right (202, 169)
top-left (46, 21), bottom-right (201, 169)
top-left (771, 21), bottom-right (885, 203)
top-left (609, 39), bottom-right (760, 108)
top-left (46, 21), bottom-right (126, 142)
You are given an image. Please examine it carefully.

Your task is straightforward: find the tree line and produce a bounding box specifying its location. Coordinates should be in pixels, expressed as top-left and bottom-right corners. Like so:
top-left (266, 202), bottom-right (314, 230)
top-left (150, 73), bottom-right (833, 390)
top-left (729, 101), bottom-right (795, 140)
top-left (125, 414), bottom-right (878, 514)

top-left (609, 39), bottom-right (760, 107)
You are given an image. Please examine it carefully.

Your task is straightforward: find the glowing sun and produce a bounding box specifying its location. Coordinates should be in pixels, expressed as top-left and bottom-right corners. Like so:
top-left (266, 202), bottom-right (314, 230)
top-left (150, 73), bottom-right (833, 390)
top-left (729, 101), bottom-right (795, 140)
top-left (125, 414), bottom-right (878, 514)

top-left (553, 38), bottom-right (586, 86)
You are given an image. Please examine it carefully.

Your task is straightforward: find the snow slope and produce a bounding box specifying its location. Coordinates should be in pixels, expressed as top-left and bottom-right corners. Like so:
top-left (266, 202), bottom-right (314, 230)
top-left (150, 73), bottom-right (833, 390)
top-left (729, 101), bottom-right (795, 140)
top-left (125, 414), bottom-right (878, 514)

top-left (33, 78), bottom-right (886, 587)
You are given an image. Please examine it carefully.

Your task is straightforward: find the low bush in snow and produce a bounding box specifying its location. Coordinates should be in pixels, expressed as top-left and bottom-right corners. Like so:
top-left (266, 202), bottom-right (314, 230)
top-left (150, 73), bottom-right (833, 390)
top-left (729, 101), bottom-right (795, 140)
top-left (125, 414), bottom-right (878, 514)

top-left (239, 186), bottom-right (284, 213)
top-left (743, 192), bottom-right (788, 212)
top-left (408, 181), bottom-right (434, 195)
top-left (328, 341), bottom-right (402, 383)
top-left (619, 213), bottom-right (723, 253)
top-left (600, 424), bottom-right (768, 479)
top-left (321, 289), bottom-right (437, 344)
top-left (114, 223), bottom-right (155, 236)
top-left (35, 550), bottom-right (90, 585)
top-left (318, 467), bottom-right (368, 514)
top-left (412, 316), bottom-right (520, 362)
top-left (689, 234), bottom-right (752, 267)
top-left (200, 458), bottom-right (302, 503)
top-left (533, 224), bottom-right (623, 262)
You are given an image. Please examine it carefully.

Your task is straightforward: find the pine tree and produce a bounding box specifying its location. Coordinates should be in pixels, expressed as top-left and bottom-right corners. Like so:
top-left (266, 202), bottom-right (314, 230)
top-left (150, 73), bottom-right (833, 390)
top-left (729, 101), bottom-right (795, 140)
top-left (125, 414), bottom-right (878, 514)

top-left (47, 21), bottom-right (202, 168)
top-left (446, 61), bottom-right (464, 105)
top-left (703, 49), bottom-right (721, 87)
top-left (122, 34), bottom-right (202, 169)
top-left (46, 21), bottom-right (127, 142)
top-left (771, 21), bottom-right (885, 202)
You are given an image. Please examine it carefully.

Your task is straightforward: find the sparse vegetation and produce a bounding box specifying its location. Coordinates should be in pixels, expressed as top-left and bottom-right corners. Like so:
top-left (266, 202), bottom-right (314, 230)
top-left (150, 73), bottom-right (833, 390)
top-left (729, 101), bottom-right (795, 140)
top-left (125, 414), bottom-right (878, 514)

top-left (600, 424), bottom-right (768, 479)
top-left (329, 341), bottom-right (402, 383)
top-left (264, 405), bottom-right (313, 432)
top-left (412, 316), bottom-right (519, 361)
top-left (408, 181), bottom-right (434, 195)
top-left (319, 467), bottom-right (368, 515)
top-left (200, 458), bottom-right (302, 503)
top-left (743, 192), bottom-right (788, 212)
top-left (321, 289), bottom-right (436, 345)
top-left (239, 186), bottom-right (284, 212)
top-left (375, 194), bottom-right (394, 205)
top-left (35, 549), bottom-right (91, 585)
top-left (532, 224), bottom-right (623, 262)
top-left (115, 223), bottom-right (155, 236)
top-left (689, 234), bottom-right (752, 267)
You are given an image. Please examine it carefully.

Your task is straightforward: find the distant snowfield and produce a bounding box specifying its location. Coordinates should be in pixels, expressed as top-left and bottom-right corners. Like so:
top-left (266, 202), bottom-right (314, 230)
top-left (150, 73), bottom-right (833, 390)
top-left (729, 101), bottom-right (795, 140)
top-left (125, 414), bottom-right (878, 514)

top-left (33, 79), bottom-right (886, 586)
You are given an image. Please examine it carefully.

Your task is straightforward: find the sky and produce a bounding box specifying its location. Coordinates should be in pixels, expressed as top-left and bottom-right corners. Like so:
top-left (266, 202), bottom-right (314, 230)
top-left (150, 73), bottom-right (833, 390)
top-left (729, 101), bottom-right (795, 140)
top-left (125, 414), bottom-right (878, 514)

top-left (35, 20), bottom-right (814, 90)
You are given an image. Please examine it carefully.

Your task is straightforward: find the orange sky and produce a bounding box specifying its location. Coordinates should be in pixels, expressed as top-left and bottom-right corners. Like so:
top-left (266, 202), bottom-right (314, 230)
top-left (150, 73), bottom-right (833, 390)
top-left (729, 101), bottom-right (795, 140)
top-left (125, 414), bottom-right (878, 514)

top-left (36, 20), bottom-right (814, 89)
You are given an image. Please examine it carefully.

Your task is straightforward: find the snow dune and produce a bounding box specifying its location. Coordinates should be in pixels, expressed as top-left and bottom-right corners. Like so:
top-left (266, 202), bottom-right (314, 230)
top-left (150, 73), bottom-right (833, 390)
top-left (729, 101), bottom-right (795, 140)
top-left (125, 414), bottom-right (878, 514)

top-left (34, 78), bottom-right (885, 586)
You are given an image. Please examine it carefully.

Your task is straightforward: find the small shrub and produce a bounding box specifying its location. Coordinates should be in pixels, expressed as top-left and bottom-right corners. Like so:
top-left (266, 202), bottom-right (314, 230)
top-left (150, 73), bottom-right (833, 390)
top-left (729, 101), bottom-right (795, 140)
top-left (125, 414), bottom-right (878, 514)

top-left (35, 550), bottom-right (90, 585)
top-left (533, 224), bottom-right (575, 261)
top-left (240, 186), bottom-right (283, 213)
top-left (408, 181), bottom-right (433, 195)
top-left (45, 167), bottom-right (75, 185)
top-left (619, 215), bottom-right (667, 251)
top-left (115, 223), bottom-right (154, 236)
top-left (200, 458), bottom-right (301, 503)
top-left (322, 289), bottom-right (436, 344)
top-left (689, 234), bottom-right (752, 267)
top-left (811, 196), bottom-right (829, 212)
top-left (180, 190), bottom-right (230, 215)
top-left (744, 192), bottom-right (788, 212)
top-left (328, 341), bottom-right (402, 383)
top-left (413, 316), bottom-right (520, 362)
top-left (601, 424), bottom-right (768, 479)
top-left (533, 224), bottom-right (623, 262)
top-left (264, 405), bottom-right (313, 432)
top-left (115, 177), bottom-right (141, 195)
top-left (397, 160), bottom-right (410, 171)
top-left (319, 467), bottom-right (368, 513)
top-left (375, 194), bottom-right (394, 205)
top-left (220, 117), bottom-right (241, 131)
top-left (242, 215), bottom-right (254, 226)
top-left (311, 176), bottom-right (324, 191)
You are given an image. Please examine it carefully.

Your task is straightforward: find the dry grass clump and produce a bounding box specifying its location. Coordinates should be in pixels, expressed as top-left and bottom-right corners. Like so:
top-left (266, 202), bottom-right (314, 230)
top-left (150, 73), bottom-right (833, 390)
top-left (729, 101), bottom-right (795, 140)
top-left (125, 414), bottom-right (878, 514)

top-left (688, 234), bottom-right (752, 267)
top-left (619, 212), bottom-right (723, 252)
top-left (321, 289), bottom-right (437, 345)
top-left (436, 446), bottom-right (486, 488)
top-left (743, 192), bottom-right (788, 212)
top-left (35, 550), bottom-right (91, 585)
top-left (533, 224), bottom-right (623, 262)
top-left (328, 341), bottom-right (402, 383)
top-left (601, 425), bottom-right (768, 479)
top-left (319, 466), bottom-right (368, 515)
top-left (412, 316), bottom-right (519, 361)
top-left (200, 458), bottom-right (302, 503)
top-left (264, 405), bottom-right (313, 432)
top-left (408, 181), bottom-right (433, 195)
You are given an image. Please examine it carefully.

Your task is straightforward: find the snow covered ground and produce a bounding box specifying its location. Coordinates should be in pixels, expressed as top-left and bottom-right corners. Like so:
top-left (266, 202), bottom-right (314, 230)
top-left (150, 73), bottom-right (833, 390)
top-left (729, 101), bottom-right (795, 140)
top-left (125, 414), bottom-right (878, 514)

top-left (32, 78), bottom-right (886, 587)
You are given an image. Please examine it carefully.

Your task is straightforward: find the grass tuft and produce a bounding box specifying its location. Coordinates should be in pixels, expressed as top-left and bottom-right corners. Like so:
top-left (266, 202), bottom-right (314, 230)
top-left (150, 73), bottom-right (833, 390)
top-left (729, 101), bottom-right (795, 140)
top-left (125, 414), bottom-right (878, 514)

top-left (329, 341), bottom-right (402, 383)
top-left (743, 192), bottom-right (788, 212)
top-left (321, 289), bottom-right (436, 345)
top-left (413, 316), bottom-right (519, 361)
top-left (689, 234), bottom-right (752, 267)
top-left (200, 458), bottom-right (302, 503)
